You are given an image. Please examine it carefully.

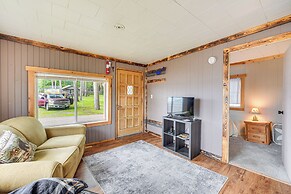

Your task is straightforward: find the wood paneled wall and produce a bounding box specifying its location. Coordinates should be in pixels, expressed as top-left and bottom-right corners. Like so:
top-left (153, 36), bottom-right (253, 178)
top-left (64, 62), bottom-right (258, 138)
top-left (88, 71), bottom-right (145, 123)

top-left (146, 23), bottom-right (291, 157)
top-left (0, 40), bottom-right (144, 143)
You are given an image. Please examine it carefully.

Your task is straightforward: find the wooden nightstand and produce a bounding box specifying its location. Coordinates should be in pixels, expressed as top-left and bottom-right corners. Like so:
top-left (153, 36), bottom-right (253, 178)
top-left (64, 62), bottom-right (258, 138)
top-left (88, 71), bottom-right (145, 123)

top-left (244, 120), bottom-right (272, 145)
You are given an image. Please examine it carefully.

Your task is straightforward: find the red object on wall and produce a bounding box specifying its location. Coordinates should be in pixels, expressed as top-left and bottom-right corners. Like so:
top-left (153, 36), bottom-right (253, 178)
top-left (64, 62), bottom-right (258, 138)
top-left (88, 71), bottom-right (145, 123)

top-left (106, 60), bottom-right (111, 74)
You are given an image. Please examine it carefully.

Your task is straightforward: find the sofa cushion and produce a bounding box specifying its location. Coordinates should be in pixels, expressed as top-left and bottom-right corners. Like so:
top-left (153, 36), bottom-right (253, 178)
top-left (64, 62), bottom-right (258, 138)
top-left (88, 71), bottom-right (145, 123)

top-left (34, 146), bottom-right (79, 177)
top-left (0, 131), bottom-right (37, 163)
top-left (1, 117), bottom-right (47, 146)
top-left (37, 135), bottom-right (85, 151)
top-left (0, 161), bottom-right (63, 193)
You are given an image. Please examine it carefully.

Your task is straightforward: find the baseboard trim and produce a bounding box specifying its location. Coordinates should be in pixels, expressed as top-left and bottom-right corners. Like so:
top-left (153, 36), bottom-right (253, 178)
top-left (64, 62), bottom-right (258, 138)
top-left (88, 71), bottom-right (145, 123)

top-left (146, 119), bottom-right (162, 128)
top-left (200, 150), bottom-right (222, 161)
top-left (146, 131), bottom-right (161, 138)
top-left (85, 138), bottom-right (115, 148)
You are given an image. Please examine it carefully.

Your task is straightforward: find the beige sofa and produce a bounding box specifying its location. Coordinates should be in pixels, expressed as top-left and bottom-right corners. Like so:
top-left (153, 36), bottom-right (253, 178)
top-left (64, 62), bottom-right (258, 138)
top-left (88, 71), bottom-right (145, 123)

top-left (0, 117), bottom-right (86, 193)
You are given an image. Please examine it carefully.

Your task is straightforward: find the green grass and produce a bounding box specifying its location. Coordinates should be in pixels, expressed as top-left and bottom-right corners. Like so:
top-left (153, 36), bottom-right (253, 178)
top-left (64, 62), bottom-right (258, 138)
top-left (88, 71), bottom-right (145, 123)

top-left (38, 95), bottom-right (104, 118)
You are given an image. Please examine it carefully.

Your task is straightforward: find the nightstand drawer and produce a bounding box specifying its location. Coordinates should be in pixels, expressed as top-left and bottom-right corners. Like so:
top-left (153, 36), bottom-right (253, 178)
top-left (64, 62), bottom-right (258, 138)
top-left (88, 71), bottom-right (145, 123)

top-left (248, 133), bottom-right (266, 144)
top-left (248, 125), bottom-right (265, 134)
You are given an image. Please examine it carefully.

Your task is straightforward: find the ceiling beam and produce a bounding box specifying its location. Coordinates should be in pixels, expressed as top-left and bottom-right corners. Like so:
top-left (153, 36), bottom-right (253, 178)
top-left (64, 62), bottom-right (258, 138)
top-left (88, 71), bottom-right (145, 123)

top-left (148, 14), bottom-right (291, 67)
top-left (230, 54), bottom-right (284, 66)
top-left (0, 33), bottom-right (147, 67)
top-left (229, 32), bottom-right (291, 52)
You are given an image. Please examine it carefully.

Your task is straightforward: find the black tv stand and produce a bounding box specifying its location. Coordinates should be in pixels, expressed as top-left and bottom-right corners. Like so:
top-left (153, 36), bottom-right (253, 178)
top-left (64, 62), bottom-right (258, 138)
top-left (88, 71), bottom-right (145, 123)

top-left (162, 116), bottom-right (201, 160)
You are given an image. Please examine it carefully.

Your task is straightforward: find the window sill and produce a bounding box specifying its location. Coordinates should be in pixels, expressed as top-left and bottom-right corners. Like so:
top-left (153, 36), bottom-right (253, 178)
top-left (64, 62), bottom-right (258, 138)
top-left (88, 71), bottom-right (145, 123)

top-left (230, 107), bottom-right (245, 111)
top-left (41, 120), bottom-right (111, 128)
top-left (84, 120), bottom-right (112, 128)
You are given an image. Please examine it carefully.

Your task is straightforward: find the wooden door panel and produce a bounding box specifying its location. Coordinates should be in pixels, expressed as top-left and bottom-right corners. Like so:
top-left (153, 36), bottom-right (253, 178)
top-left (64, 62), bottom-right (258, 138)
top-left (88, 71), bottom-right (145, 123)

top-left (133, 86), bottom-right (139, 95)
top-left (119, 108), bottom-right (125, 117)
top-left (117, 69), bottom-right (143, 137)
top-left (127, 96), bottom-right (133, 106)
top-left (120, 74), bottom-right (126, 84)
top-left (133, 117), bottom-right (139, 127)
top-left (133, 97), bottom-right (139, 105)
top-left (120, 96), bottom-right (126, 106)
top-left (134, 75), bottom-right (139, 84)
top-left (120, 85), bottom-right (126, 95)
top-left (127, 74), bottom-right (133, 85)
top-left (134, 107), bottom-right (139, 116)
top-left (127, 107), bottom-right (133, 117)
top-left (127, 118), bottom-right (133, 128)
top-left (119, 119), bottom-right (126, 130)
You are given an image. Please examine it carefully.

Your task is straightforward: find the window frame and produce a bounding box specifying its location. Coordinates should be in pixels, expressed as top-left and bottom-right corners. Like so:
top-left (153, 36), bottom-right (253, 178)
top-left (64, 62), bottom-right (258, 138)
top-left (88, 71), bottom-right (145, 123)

top-left (26, 66), bottom-right (112, 127)
top-left (229, 74), bottom-right (246, 111)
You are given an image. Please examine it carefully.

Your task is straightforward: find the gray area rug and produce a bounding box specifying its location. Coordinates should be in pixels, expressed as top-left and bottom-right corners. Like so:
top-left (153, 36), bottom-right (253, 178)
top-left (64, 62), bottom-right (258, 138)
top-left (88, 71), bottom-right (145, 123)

top-left (83, 140), bottom-right (227, 194)
top-left (229, 136), bottom-right (290, 183)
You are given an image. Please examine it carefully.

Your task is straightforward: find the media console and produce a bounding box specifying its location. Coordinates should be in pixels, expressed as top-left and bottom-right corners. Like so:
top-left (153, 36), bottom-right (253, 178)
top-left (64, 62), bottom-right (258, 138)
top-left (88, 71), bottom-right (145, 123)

top-left (162, 116), bottom-right (201, 160)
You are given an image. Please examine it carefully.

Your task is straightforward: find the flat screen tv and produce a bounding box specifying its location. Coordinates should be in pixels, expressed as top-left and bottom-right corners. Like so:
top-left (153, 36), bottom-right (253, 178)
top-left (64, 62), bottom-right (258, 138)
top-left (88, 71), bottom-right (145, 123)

top-left (167, 97), bottom-right (195, 117)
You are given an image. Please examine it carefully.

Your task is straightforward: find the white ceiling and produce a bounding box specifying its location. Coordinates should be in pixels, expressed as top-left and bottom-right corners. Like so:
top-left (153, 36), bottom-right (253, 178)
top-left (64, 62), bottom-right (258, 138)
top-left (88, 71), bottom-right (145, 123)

top-left (0, 0), bottom-right (290, 64)
top-left (230, 38), bottom-right (291, 63)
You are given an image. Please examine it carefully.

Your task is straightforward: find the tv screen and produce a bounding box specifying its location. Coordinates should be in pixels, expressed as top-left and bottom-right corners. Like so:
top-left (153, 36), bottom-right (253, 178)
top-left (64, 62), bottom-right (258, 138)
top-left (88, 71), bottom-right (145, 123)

top-left (167, 97), bottom-right (194, 116)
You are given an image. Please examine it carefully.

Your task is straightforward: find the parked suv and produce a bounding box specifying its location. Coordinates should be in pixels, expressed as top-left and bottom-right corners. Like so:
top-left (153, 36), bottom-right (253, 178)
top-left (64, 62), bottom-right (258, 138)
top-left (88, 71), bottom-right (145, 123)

top-left (38, 94), bottom-right (70, 110)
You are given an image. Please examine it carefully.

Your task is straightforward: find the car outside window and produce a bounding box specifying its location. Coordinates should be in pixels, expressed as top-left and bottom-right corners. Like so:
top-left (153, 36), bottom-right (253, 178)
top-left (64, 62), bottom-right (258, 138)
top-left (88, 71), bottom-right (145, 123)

top-left (36, 75), bottom-right (109, 127)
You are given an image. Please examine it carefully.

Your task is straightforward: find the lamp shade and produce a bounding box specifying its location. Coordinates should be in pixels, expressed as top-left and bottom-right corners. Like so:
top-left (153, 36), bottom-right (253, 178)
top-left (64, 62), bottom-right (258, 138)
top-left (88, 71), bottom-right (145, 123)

top-left (251, 107), bottom-right (260, 114)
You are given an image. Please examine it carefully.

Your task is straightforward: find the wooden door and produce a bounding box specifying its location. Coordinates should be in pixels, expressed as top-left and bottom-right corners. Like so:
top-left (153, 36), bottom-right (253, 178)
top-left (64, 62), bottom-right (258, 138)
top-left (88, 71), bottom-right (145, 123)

top-left (117, 69), bottom-right (144, 137)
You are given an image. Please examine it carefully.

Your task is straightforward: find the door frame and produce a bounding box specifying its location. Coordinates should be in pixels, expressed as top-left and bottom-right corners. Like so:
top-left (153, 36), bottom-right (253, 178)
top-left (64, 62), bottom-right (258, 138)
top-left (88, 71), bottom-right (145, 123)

top-left (115, 68), bottom-right (145, 138)
top-left (221, 32), bottom-right (291, 163)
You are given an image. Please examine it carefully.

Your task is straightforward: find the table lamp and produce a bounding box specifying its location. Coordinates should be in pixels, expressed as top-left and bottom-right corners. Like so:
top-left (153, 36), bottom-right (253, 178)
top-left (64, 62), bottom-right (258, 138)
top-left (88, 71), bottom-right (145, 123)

top-left (251, 107), bottom-right (260, 121)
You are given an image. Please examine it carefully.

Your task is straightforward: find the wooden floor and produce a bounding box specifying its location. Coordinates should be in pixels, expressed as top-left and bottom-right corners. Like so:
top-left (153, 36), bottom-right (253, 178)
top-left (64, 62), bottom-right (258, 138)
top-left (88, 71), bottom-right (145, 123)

top-left (76, 133), bottom-right (291, 194)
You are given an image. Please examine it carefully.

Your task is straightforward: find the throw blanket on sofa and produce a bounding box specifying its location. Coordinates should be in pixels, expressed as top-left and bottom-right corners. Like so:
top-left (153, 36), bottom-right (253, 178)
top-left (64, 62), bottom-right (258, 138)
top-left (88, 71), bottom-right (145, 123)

top-left (9, 178), bottom-right (88, 194)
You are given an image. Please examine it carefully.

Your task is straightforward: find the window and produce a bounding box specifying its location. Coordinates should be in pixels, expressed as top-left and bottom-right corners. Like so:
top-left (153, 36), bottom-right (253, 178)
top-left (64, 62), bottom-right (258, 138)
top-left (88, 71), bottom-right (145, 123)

top-left (229, 74), bottom-right (246, 111)
top-left (230, 78), bottom-right (241, 107)
top-left (27, 67), bottom-right (112, 127)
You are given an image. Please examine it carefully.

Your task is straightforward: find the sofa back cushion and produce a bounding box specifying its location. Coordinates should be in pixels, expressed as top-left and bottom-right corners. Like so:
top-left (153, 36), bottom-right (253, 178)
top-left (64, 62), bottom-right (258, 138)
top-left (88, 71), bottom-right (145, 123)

top-left (1, 117), bottom-right (47, 146)
top-left (0, 125), bottom-right (26, 140)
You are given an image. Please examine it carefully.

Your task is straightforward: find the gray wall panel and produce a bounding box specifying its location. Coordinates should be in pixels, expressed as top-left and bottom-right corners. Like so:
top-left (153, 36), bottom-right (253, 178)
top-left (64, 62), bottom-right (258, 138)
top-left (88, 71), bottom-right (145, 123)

top-left (14, 43), bottom-right (22, 117)
top-left (8, 41), bottom-right (15, 119)
top-left (21, 44), bottom-right (28, 116)
top-left (1, 40), bottom-right (8, 121)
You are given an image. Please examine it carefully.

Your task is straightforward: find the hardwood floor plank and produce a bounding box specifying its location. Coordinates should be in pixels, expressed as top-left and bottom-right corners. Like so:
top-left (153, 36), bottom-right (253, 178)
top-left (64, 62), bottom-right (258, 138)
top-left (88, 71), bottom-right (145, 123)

top-left (76, 133), bottom-right (291, 194)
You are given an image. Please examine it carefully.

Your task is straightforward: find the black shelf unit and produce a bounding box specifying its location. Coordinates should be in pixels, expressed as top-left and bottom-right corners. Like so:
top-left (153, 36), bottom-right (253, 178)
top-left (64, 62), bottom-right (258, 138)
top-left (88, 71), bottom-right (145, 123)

top-left (162, 117), bottom-right (201, 160)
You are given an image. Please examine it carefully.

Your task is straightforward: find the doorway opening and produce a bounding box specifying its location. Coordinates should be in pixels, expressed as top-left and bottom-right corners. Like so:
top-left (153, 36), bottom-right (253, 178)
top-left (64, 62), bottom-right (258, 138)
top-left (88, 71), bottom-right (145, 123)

top-left (222, 32), bottom-right (291, 183)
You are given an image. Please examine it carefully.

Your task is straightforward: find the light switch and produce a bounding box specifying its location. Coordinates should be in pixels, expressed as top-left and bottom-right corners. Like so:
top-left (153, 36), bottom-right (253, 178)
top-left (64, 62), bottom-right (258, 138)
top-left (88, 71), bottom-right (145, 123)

top-left (150, 94), bottom-right (153, 99)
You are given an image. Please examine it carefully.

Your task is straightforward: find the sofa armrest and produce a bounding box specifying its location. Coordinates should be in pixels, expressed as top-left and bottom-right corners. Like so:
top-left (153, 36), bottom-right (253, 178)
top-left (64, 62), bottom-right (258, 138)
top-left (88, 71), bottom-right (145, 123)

top-left (45, 124), bottom-right (86, 138)
top-left (0, 161), bottom-right (63, 193)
